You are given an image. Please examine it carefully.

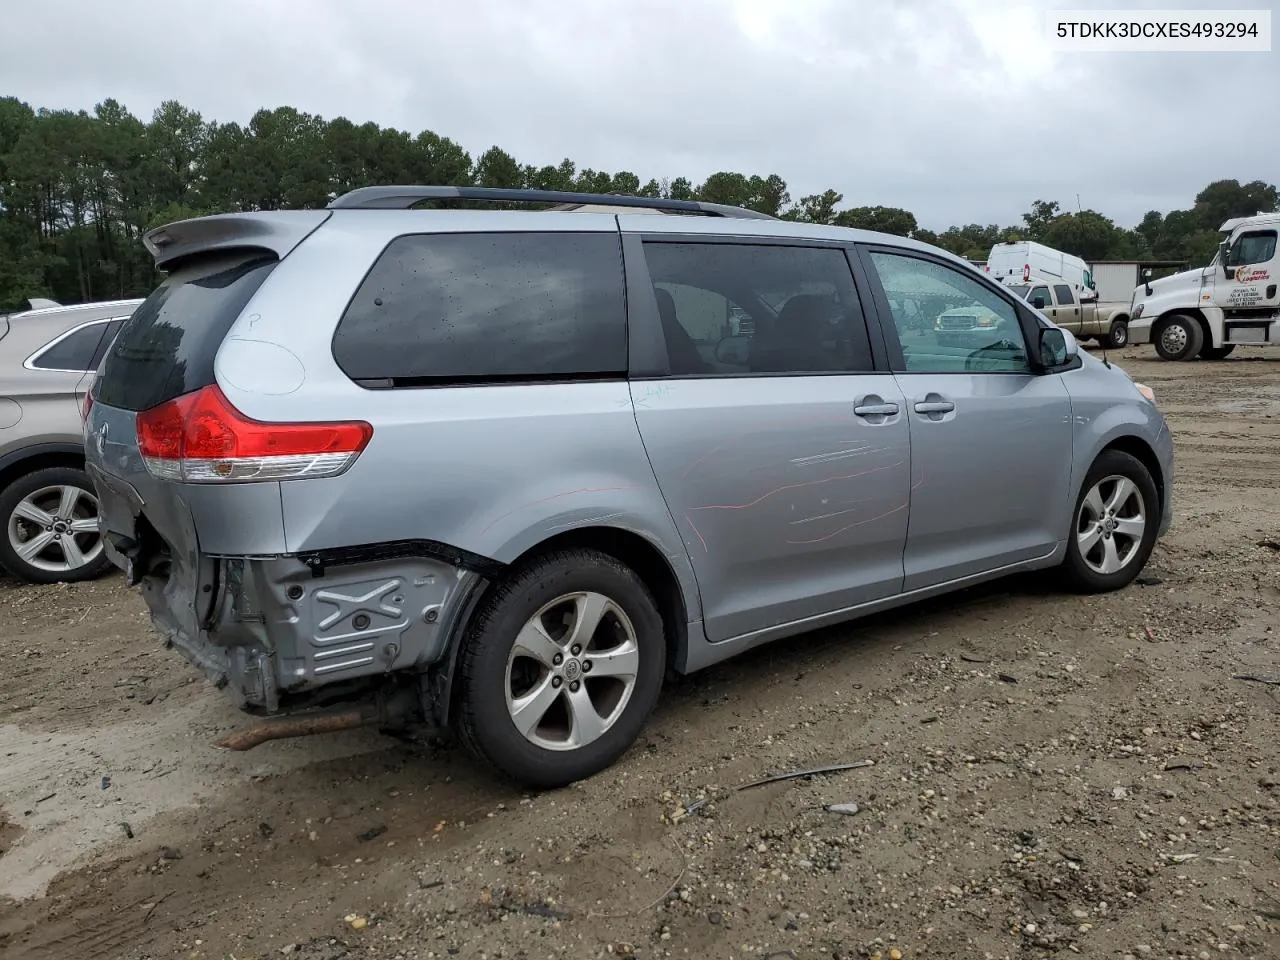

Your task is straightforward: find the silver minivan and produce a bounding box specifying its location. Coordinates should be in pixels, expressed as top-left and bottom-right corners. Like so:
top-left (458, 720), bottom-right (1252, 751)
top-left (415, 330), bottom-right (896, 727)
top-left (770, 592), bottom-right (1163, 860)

top-left (84, 187), bottom-right (1173, 787)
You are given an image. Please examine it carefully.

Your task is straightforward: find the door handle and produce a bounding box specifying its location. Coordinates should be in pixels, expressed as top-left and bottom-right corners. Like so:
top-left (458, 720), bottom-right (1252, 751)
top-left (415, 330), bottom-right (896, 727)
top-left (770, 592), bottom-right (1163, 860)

top-left (914, 400), bottom-right (955, 414)
top-left (854, 401), bottom-right (900, 416)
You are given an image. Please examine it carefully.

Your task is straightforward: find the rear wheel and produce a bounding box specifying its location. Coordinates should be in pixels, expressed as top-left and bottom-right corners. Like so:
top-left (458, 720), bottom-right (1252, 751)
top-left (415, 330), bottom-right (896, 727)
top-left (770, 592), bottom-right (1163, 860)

top-left (0, 467), bottom-right (112, 584)
top-left (1061, 450), bottom-right (1159, 593)
top-left (1102, 319), bottom-right (1129, 349)
top-left (1198, 343), bottom-right (1235, 361)
top-left (1152, 314), bottom-right (1203, 361)
top-left (455, 549), bottom-right (666, 788)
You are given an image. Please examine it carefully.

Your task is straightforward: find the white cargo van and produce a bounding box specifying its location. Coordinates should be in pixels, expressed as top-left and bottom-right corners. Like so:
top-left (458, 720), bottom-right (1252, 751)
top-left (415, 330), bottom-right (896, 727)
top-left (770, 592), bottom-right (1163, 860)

top-left (987, 241), bottom-right (1096, 299)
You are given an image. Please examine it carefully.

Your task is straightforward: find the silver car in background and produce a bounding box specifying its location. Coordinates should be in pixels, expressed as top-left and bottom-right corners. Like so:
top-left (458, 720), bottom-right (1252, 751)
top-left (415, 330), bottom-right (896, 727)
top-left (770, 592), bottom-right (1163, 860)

top-left (84, 187), bottom-right (1173, 787)
top-left (0, 298), bottom-right (141, 582)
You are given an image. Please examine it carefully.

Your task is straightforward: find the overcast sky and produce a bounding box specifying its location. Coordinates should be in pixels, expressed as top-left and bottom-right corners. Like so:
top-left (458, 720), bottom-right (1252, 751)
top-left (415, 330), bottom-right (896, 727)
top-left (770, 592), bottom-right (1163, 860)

top-left (2, 0), bottom-right (1274, 230)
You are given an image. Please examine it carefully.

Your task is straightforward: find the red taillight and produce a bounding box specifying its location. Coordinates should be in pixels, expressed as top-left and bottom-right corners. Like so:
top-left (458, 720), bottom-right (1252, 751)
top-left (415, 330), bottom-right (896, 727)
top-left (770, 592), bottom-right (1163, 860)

top-left (81, 391), bottom-right (93, 423)
top-left (135, 385), bottom-right (373, 483)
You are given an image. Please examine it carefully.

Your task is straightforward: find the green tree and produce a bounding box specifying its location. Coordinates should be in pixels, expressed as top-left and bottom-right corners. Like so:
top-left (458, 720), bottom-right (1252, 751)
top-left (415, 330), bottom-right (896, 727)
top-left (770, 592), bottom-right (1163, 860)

top-left (0, 93), bottom-right (1274, 308)
top-left (788, 189), bottom-right (843, 224)
top-left (1040, 210), bottom-right (1123, 261)
top-left (1191, 178), bottom-right (1279, 229)
top-left (1021, 199), bottom-right (1060, 238)
top-left (834, 205), bottom-right (918, 237)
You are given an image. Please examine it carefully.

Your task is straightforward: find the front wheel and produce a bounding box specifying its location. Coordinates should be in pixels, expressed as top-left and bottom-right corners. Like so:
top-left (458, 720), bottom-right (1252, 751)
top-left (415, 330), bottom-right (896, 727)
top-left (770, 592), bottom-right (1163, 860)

top-left (0, 467), bottom-right (113, 584)
top-left (1152, 314), bottom-right (1203, 361)
top-left (1102, 319), bottom-right (1129, 349)
top-left (1198, 343), bottom-right (1235, 361)
top-left (1061, 450), bottom-right (1160, 594)
top-left (455, 549), bottom-right (666, 789)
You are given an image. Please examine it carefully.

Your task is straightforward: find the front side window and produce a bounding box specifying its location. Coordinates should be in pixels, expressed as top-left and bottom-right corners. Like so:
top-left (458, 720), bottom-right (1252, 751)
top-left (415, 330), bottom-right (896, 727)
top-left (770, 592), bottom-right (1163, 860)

top-left (1228, 230), bottom-right (1277, 267)
top-left (1028, 286), bottom-right (1052, 309)
top-left (333, 232), bottom-right (627, 385)
top-left (29, 321), bottom-right (111, 372)
top-left (866, 251), bottom-right (1031, 374)
top-left (641, 242), bottom-right (874, 376)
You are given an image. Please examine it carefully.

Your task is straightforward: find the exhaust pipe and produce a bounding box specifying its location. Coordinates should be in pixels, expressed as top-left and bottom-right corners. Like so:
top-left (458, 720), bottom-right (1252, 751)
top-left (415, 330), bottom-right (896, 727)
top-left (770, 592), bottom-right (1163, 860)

top-left (215, 703), bottom-right (381, 751)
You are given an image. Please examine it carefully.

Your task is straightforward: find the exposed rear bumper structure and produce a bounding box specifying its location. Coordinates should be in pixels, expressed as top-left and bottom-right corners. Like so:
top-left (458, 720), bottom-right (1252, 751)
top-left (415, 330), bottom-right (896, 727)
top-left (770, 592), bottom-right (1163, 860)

top-left (112, 540), bottom-right (486, 715)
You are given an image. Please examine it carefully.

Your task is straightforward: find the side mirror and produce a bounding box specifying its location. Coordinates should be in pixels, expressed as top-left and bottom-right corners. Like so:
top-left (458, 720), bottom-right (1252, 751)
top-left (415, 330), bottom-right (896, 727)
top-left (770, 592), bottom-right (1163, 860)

top-left (1219, 240), bottom-right (1232, 275)
top-left (1032, 295), bottom-right (1046, 309)
top-left (1039, 327), bottom-right (1072, 368)
top-left (714, 334), bottom-right (750, 365)
top-left (1140, 268), bottom-right (1152, 280)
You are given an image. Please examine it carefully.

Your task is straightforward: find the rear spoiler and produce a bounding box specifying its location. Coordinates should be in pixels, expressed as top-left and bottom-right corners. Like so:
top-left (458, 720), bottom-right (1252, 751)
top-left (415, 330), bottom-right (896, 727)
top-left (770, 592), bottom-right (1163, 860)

top-left (143, 211), bottom-right (333, 270)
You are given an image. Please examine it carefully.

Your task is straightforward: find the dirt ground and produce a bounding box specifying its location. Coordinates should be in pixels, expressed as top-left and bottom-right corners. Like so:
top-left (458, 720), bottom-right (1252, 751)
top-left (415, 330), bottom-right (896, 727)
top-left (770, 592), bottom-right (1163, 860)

top-left (2, 348), bottom-right (1279, 960)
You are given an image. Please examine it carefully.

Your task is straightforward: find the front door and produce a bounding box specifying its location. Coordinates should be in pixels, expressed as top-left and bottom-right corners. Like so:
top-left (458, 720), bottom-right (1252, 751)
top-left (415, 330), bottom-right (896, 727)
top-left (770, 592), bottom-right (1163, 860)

top-left (625, 235), bottom-right (912, 643)
top-left (1214, 228), bottom-right (1280, 342)
top-left (858, 247), bottom-right (1075, 592)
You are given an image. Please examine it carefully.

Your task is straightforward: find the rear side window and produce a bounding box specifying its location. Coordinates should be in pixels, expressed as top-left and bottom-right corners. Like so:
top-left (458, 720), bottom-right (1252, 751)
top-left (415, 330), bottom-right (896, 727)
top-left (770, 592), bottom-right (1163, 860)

top-left (29, 321), bottom-right (111, 372)
top-left (641, 242), bottom-right (874, 376)
top-left (1053, 284), bottom-right (1074, 305)
top-left (95, 253), bottom-right (277, 412)
top-left (333, 232), bottom-right (626, 385)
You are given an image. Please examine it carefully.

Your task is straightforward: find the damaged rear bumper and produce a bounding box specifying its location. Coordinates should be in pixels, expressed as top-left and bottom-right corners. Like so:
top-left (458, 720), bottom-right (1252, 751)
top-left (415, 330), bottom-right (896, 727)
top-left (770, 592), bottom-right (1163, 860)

top-left (107, 536), bottom-right (487, 713)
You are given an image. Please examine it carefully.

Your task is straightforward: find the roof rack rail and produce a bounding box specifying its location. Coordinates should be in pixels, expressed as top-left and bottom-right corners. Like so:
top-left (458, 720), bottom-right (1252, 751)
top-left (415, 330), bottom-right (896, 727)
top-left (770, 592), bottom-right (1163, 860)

top-left (326, 185), bottom-right (777, 220)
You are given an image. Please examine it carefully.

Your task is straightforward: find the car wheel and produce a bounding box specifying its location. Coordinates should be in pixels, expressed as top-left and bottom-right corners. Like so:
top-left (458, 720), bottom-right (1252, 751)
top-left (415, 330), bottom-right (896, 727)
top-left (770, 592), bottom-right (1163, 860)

top-left (455, 548), bottom-right (666, 788)
top-left (0, 466), bottom-right (113, 584)
top-left (1152, 314), bottom-right (1203, 361)
top-left (1061, 450), bottom-right (1160, 594)
top-left (1198, 343), bottom-right (1235, 361)
top-left (1102, 319), bottom-right (1129, 349)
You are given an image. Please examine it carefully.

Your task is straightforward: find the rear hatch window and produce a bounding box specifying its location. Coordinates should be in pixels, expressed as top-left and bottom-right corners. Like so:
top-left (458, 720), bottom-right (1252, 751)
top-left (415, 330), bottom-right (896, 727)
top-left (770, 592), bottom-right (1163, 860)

top-left (94, 252), bottom-right (277, 412)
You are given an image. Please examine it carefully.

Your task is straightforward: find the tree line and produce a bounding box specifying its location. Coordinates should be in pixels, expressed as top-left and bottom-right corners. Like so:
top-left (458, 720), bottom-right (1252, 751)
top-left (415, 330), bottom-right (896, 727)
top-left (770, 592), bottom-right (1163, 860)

top-left (1, 96), bottom-right (1276, 310)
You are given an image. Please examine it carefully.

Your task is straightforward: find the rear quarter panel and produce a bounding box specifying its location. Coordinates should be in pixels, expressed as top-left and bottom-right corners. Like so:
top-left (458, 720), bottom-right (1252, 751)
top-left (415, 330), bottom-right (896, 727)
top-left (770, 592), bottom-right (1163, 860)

top-left (211, 212), bottom-right (704, 620)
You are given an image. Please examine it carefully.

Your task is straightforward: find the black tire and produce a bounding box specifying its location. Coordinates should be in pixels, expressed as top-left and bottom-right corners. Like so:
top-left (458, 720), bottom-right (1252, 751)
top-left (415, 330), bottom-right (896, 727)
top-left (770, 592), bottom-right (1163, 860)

top-left (1061, 450), bottom-right (1160, 594)
top-left (1102, 319), bottom-right (1129, 349)
top-left (455, 549), bottom-right (666, 789)
top-left (1198, 343), bottom-right (1235, 361)
top-left (1152, 314), bottom-right (1203, 361)
top-left (0, 466), bottom-right (113, 585)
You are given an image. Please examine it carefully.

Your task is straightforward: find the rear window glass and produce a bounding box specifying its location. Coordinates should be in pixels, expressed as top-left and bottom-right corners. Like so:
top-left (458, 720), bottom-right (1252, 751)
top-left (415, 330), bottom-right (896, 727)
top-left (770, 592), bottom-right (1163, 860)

top-left (332, 232), bottom-right (626, 385)
top-left (94, 253), bottom-right (277, 411)
top-left (30, 321), bottom-right (111, 371)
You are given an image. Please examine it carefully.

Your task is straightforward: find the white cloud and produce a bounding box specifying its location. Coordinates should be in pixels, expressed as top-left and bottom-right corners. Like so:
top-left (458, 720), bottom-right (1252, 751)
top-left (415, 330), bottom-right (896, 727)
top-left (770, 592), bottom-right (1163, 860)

top-left (1, 0), bottom-right (1274, 230)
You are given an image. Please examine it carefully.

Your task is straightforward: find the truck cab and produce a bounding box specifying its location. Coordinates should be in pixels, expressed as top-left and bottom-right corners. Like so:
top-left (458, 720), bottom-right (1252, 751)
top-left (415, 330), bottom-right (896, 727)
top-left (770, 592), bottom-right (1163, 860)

top-left (1129, 213), bottom-right (1280, 361)
top-left (1002, 276), bottom-right (1130, 348)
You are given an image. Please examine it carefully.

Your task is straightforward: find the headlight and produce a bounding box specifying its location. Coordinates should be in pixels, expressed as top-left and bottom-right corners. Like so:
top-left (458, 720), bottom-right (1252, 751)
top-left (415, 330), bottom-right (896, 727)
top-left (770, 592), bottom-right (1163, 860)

top-left (1134, 382), bottom-right (1156, 403)
top-left (1132, 304), bottom-right (1144, 319)
top-left (976, 317), bottom-right (995, 327)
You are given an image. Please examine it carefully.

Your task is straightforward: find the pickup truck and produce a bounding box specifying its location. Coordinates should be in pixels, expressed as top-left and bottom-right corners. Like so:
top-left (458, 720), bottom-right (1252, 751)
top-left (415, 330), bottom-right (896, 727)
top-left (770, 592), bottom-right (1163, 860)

top-left (1005, 278), bottom-right (1130, 349)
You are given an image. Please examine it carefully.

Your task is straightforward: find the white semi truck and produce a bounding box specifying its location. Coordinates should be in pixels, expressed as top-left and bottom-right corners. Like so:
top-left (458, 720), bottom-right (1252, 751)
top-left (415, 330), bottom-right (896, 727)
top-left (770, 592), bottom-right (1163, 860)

top-left (1128, 212), bottom-right (1280, 360)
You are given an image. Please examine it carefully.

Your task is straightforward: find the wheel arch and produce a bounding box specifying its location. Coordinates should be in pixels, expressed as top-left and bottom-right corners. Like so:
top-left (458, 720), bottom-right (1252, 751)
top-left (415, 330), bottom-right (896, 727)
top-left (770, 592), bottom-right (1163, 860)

top-left (1155, 308), bottom-right (1210, 339)
top-left (0, 443), bottom-right (86, 494)
top-left (1097, 434), bottom-right (1165, 518)
top-left (432, 525), bottom-right (695, 727)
